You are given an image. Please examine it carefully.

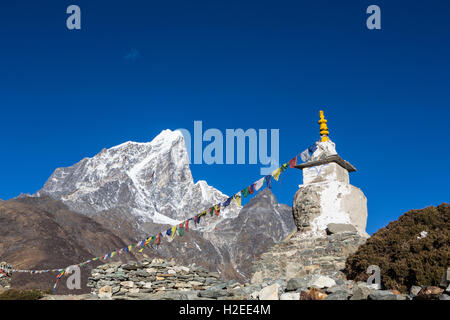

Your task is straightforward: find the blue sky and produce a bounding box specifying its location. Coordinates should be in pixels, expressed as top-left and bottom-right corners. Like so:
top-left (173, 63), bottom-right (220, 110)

top-left (0, 1), bottom-right (449, 234)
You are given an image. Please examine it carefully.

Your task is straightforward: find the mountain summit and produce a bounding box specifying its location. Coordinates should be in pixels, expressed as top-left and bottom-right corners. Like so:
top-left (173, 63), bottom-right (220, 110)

top-left (30, 129), bottom-right (295, 281)
top-left (37, 130), bottom-right (238, 236)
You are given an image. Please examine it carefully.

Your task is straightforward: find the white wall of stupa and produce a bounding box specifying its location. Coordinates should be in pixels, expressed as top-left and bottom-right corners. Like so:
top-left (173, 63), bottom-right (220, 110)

top-left (293, 139), bottom-right (369, 238)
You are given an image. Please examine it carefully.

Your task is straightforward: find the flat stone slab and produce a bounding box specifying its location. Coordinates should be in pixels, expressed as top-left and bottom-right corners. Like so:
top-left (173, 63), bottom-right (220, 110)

top-left (294, 155), bottom-right (356, 172)
top-left (326, 223), bottom-right (357, 235)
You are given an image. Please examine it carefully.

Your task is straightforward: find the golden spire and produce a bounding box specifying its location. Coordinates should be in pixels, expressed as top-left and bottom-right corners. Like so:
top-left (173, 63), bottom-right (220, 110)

top-left (318, 110), bottom-right (329, 142)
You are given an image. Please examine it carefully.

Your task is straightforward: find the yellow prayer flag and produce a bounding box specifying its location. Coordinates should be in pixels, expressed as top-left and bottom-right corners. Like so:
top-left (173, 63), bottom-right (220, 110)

top-left (272, 167), bottom-right (282, 181)
top-left (234, 193), bottom-right (242, 207)
top-left (171, 226), bottom-right (177, 239)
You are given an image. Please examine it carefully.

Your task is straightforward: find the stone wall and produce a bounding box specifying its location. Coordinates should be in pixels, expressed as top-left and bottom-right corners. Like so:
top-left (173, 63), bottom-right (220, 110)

top-left (251, 231), bottom-right (367, 283)
top-left (87, 258), bottom-right (264, 300)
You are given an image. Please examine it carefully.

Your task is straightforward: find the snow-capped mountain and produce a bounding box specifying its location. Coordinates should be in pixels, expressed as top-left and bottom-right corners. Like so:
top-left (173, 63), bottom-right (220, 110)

top-left (37, 130), bottom-right (239, 233)
top-left (34, 129), bottom-right (295, 281)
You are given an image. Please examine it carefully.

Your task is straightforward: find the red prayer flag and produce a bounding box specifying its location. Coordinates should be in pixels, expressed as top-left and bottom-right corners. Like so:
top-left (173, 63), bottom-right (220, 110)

top-left (289, 156), bottom-right (298, 168)
top-left (185, 220), bottom-right (189, 232)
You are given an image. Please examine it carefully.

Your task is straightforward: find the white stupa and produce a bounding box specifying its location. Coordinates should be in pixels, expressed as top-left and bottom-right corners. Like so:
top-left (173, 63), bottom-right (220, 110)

top-left (292, 111), bottom-right (368, 237)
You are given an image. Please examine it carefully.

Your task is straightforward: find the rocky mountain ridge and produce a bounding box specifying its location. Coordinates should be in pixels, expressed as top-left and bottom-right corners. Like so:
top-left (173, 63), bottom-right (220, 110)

top-left (23, 129), bottom-right (295, 282)
top-left (0, 196), bottom-right (136, 293)
top-left (37, 130), bottom-right (239, 232)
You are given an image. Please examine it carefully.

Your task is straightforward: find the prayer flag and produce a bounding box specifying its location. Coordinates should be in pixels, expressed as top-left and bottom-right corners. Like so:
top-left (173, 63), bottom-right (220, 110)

top-left (234, 192), bottom-right (242, 207)
top-left (171, 226), bottom-right (177, 239)
top-left (265, 175), bottom-right (272, 189)
top-left (289, 156), bottom-right (297, 168)
top-left (178, 224), bottom-right (184, 236)
top-left (300, 149), bottom-right (310, 162)
top-left (272, 167), bottom-right (282, 181)
top-left (214, 204), bottom-right (220, 216)
top-left (223, 197), bottom-right (232, 207)
top-left (254, 178), bottom-right (264, 191)
top-left (308, 143), bottom-right (317, 154)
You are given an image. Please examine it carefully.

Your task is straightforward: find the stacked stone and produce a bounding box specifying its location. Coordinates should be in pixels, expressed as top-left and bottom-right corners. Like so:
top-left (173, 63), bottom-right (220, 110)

top-left (248, 271), bottom-right (450, 301)
top-left (251, 230), bottom-right (366, 284)
top-left (46, 257), bottom-right (449, 300)
top-left (87, 258), bottom-right (263, 300)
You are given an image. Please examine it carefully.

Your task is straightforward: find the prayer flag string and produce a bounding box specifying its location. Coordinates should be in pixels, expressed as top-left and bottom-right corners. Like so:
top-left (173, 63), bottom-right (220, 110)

top-left (9, 141), bottom-right (320, 294)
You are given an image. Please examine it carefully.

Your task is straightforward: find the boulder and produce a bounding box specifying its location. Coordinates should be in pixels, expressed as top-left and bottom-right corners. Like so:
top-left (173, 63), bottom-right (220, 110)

top-left (300, 288), bottom-right (327, 300)
top-left (409, 286), bottom-right (422, 298)
top-left (326, 285), bottom-right (351, 294)
top-left (250, 291), bottom-right (259, 300)
top-left (310, 275), bottom-right (336, 289)
top-left (120, 281), bottom-right (135, 288)
top-left (286, 277), bottom-right (311, 291)
top-left (258, 283), bottom-right (280, 300)
top-left (324, 290), bottom-right (350, 300)
top-left (143, 282), bottom-right (152, 289)
top-left (198, 288), bottom-right (227, 299)
top-left (415, 286), bottom-right (444, 300)
top-left (98, 285), bottom-right (112, 299)
top-left (350, 285), bottom-right (371, 300)
top-left (121, 263), bottom-right (139, 271)
top-left (369, 290), bottom-right (406, 300)
top-left (279, 292), bottom-right (300, 300)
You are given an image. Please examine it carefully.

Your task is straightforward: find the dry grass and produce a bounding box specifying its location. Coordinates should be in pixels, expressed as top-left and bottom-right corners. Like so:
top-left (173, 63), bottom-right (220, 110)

top-left (0, 288), bottom-right (50, 300)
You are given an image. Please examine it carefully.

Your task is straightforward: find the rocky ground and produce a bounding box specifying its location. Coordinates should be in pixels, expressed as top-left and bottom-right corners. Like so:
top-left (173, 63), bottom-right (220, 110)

top-left (38, 231), bottom-right (450, 301)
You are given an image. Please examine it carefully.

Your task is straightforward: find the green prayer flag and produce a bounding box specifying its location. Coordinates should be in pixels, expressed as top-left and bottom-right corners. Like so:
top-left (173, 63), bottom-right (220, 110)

top-left (241, 187), bottom-right (250, 197)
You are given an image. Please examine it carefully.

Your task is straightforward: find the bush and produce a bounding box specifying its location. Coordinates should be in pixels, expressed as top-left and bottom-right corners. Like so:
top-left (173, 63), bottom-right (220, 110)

top-left (344, 203), bottom-right (449, 293)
